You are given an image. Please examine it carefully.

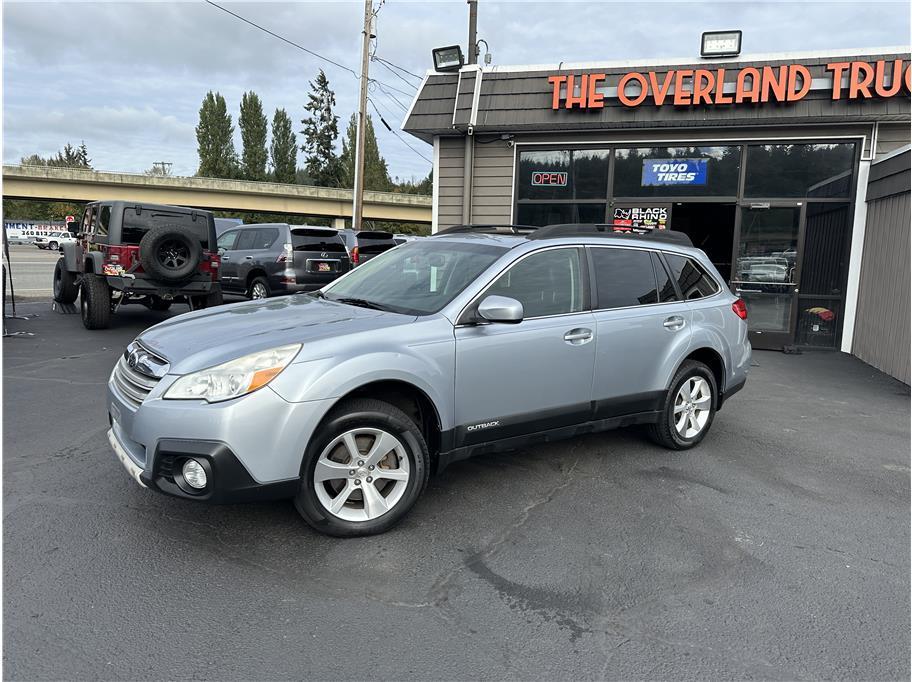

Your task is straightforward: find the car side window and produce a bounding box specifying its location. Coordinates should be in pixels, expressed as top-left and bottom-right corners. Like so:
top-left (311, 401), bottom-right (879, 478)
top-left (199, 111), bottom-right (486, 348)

top-left (96, 206), bottom-right (111, 237)
top-left (486, 248), bottom-right (584, 318)
top-left (81, 207), bottom-right (95, 234)
top-left (235, 229), bottom-right (259, 251)
top-left (217, 231), bottom-right (239, 250)
top-left (255, 227), bottom-right (279, 249)
top-left (653, 252), bottom-right (679, 303)
top-left (664, 253), bottom-right (720, 300)
top-left (590, 247), bottom-right (658, 309)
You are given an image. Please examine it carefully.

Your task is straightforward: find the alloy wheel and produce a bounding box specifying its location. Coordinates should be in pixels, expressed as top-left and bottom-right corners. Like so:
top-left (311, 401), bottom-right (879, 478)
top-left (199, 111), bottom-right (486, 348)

top-left (157, 239), bottom-right (190, 270)
top-left (313, 428), bottom-right (410, 522)
top-left (674, 376), bottom-right (712, 439)
top-left (251, 283), bottom-right (268, 299)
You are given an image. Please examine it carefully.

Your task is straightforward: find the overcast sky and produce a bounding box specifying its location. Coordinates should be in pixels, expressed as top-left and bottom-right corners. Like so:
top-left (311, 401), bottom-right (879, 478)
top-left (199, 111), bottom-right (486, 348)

top-left (3, 1), bottom-right (910, 181)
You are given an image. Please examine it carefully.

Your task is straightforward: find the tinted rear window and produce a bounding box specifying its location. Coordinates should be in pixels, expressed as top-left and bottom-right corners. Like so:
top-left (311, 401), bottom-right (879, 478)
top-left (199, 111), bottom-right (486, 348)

top-left (664, 253), bottom-right (720, 300)
top-left (291, 229), bottom-right (346, 253)
top-left (121, 208), bottom-right (212, 248)
top-left (590, 247), bottom-right (658, 309)
top-left (357, 232), bottom-right (396, 255)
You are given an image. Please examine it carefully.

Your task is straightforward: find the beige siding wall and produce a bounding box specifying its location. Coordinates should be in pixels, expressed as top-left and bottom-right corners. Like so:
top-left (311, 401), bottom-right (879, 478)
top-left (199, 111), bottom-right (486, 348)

top-left (852, 185), bottom-right (911, 384)
top-left (875, 122), bottom-right (912, 159)
top-left (437, 137), bottom-right (465, 230)
top-left (471, 141), bottom-right (513, 224)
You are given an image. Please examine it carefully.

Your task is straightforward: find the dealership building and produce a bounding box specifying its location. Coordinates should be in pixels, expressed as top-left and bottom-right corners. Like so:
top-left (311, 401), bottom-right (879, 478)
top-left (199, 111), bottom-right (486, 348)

top-left (403, 46), bottom-right (911, 380)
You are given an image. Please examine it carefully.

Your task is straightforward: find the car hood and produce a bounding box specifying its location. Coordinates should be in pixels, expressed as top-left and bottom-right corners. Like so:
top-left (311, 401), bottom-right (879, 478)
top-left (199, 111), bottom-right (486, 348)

top-left (137, 295), bottom-right (416, 374)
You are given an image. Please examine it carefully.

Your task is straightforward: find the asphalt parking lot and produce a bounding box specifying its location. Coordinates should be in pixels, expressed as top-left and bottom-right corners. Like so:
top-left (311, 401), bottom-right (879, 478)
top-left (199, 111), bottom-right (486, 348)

top-left (3, 299), bottom-right (910, 680)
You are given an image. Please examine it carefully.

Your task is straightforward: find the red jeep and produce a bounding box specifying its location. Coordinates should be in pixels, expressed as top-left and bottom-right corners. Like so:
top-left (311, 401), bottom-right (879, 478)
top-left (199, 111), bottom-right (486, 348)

top-left (53, 201), bottom-right (223, 329)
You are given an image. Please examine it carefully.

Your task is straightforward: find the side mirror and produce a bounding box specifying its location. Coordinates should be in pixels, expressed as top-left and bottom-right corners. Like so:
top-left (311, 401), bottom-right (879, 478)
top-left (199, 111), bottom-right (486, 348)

top-left (477, 295), bottom-right (523, 324)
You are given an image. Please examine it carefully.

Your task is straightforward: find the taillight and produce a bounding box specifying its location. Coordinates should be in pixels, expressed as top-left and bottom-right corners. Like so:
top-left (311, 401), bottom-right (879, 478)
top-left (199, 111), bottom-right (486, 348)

top-left (276, 243), bottom-right (293, 263)
top-left (732, 298), bottom-right (748, 320)
top-left (351, 246), bottom-right (359, 265)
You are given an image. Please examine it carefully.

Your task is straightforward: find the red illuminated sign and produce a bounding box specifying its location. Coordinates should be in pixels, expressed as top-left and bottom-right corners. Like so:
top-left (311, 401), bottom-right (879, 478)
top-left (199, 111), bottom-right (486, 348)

top-left (531, 171), bottom-right (568, 186)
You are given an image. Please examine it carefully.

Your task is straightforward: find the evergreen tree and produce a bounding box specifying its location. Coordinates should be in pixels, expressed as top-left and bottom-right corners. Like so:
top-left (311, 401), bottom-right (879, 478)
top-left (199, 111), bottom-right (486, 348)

top-left (300, 70), bottom-right (341, 186)
top-left (196, 91), bottom-right (237, 178)
top-left (238, 91), bottom-right (268, 181)
top-left (20, 142), bottom-right (91, 169)
top-left (338, 113), bottom-right (391, 191)
top-left (270, 108), bottom-right (297, 184)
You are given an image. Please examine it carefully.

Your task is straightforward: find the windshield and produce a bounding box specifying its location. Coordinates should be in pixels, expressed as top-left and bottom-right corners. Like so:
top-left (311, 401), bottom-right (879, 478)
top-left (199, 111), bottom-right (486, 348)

top-left (323, 240), bottom-right (508, 315)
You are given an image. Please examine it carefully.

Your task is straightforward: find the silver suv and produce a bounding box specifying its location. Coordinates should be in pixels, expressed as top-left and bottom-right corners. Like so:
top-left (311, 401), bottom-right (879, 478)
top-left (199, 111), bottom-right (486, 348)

top-left (107, 224), bottom-right (750, 536)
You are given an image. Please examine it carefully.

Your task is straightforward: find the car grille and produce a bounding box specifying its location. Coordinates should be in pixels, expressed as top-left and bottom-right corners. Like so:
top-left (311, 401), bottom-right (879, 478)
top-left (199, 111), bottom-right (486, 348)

top-left (111, 355), bottom-right (161, 408)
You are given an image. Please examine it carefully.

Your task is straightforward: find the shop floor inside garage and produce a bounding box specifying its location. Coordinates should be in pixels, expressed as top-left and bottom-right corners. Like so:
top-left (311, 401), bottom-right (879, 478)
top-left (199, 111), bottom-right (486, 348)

top-left (671, 202), bottom-right (736, 281)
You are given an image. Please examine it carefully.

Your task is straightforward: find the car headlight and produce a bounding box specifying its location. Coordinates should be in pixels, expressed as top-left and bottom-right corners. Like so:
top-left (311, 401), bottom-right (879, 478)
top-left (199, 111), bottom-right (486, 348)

top-left (164, 344), bottom-right (301, 403)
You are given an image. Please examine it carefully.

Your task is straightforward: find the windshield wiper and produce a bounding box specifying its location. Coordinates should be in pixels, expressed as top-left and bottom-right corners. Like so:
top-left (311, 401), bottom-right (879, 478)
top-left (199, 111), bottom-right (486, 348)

top-left (331, 296), bottom-right (391, 311)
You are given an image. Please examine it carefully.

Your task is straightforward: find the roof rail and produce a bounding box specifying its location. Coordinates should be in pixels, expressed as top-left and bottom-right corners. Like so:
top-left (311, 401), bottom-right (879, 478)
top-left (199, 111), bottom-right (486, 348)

top-left (527, 223), bottom-right (693, 246)
top-left (434, 224), bottom-right (539, 235)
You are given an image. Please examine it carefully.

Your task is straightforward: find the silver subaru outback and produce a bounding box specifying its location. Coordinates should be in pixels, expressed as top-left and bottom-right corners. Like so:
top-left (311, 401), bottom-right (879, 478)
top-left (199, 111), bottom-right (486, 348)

top-left (107, 224), bottom-right (750, 536)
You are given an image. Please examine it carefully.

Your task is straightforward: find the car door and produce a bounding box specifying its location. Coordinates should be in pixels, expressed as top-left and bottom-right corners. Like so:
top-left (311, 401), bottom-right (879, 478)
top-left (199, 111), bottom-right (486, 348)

top-left (217, 230), bottom-right (241, 290)
top-left (588, 246), bottom-right (692, 417)
top-left (454, 246), bottom-right (596, 447)
top-left (231, 228), bottom-right (260, 289)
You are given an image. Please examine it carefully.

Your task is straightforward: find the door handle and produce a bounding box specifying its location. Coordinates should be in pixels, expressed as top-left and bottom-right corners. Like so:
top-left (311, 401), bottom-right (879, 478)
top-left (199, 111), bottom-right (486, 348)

top-left (564, 328), bottom-right (593, 345)
top-left (244, 256), bottom-right (253, 260)
top-left (221, 255), bottom-right (230, 260)
top-left (663, 316), bottom-right (686, 331)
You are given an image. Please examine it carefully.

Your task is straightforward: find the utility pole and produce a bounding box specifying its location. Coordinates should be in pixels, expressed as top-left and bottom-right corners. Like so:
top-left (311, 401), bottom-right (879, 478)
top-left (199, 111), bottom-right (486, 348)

top-left (352, 0), bottom-right (373, 232)
top-left (467, 0), bottom-right (478, 64)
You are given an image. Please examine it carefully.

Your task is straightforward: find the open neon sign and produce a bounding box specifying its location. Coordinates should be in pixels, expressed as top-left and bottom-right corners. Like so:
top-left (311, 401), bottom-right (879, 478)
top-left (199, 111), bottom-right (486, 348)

top-left (531, 171), bottom-right (568, 186)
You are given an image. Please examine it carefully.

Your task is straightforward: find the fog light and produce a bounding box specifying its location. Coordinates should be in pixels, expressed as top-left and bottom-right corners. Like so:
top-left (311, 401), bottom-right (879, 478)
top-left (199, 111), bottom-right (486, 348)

top-left (182, 459), bottom-right (207, 489)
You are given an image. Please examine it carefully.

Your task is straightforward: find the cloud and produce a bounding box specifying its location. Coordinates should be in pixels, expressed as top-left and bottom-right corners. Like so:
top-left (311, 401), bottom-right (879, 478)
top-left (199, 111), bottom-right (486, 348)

top-left (3, 1), bottom-right (909, 181)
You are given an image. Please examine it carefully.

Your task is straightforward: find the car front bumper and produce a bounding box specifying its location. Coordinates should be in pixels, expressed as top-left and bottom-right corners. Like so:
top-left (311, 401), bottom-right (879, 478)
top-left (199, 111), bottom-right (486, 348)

top-left (107, 372), bottom-right (335, 504)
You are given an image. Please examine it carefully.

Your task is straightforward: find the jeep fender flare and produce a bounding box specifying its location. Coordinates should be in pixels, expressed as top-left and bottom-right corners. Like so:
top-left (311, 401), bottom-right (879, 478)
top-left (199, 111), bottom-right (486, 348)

top-left (81, 250), bottom-right (104, 274)
top-left (60, 242), bottom-right (85, 273)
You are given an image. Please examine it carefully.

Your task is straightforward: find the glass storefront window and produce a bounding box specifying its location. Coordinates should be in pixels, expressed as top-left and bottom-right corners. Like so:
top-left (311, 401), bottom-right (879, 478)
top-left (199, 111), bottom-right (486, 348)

top-left (613, 146), bottom-right (741, 197)
top-left (744, 143), bottom-right (856, 198)
top-left (517, 149), bottom-right (609, 201)
top-left (516, 203), bottom-right (606, 226)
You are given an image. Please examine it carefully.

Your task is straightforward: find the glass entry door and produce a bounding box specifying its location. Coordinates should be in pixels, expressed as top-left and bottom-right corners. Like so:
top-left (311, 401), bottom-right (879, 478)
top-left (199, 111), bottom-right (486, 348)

top-left (731, 203), bottom-right (804, 349)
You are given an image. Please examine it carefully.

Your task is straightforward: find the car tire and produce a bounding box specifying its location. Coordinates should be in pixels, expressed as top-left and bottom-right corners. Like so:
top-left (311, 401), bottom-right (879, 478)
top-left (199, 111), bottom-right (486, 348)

top-left (48, 241), bottom-right (58, 250)
top-left (247, 276), bottom-right (270, 300)
top-left (52, 259), bottom-right (79, 304)
top-left (138, 225), bottom-right (203, 284)
top-left (145, 296), bottom-right (172, 311)
top-left (647, 360), bottom-right (717, 450)
top-left (294, 398), bottom-right (430, 537)
top-left (80, 274), bottom-right (111, 330)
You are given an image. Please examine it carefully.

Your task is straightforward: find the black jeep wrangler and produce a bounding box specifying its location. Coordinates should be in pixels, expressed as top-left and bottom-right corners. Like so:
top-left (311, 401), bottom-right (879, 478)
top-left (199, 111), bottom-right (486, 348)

top-left (53, 201), bottom-right (223, 329)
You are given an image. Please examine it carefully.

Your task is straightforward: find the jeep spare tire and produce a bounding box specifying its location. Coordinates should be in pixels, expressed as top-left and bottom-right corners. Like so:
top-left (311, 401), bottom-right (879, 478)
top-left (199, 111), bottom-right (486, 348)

top-left (139, 225), bottom-right (202, 284)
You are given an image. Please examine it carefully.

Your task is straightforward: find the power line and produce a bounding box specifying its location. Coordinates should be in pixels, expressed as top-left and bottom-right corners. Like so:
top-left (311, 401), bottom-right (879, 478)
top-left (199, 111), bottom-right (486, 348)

top-left (368, 98), bottom-right (431, 164)
top-left (371, 57), bottom-right (418, 92)
top-left (205, 0), bottom-right (416, 101)
top-left (370, 81), bottom-right (410, 111)
top-left (205, 0), bottom-right (358, 78)
top-left (372, 56), bottom-right (422, 81)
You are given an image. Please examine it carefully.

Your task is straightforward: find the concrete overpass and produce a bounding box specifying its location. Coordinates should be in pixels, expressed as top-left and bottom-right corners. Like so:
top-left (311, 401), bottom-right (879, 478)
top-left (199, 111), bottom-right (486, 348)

top-left (2, 165), bottom-right (432, 225)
